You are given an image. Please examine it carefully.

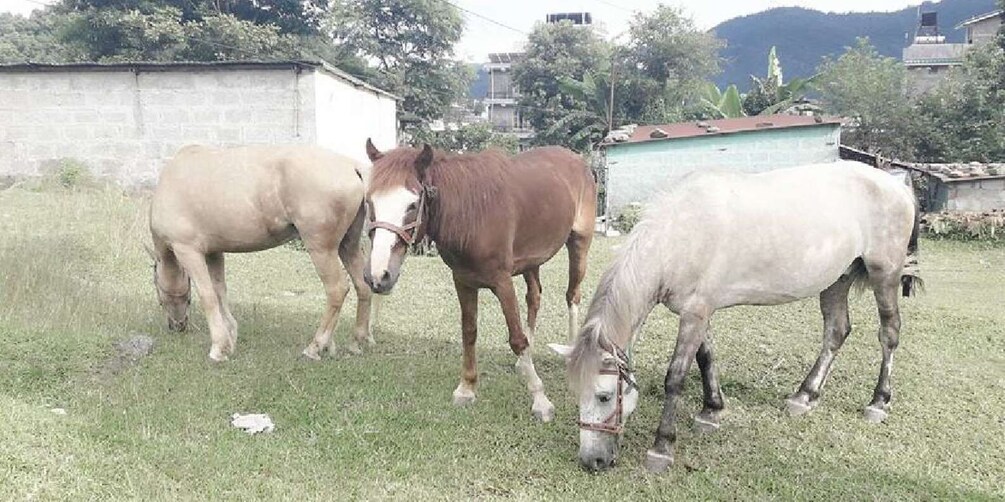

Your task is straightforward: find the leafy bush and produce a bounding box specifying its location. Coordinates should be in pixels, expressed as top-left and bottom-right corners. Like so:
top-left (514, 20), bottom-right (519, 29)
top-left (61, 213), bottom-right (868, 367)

top-left (55, 158), bottom-right (91, 189)
top-left (615, 203), bottom-right (644, 233)
top-left (922, 211), bottom-right (1005, 241)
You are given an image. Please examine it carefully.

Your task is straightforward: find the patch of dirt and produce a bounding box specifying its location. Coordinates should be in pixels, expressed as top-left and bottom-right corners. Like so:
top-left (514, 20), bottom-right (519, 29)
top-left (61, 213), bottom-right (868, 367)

top-left (95, 332), bottom-right (155, 378)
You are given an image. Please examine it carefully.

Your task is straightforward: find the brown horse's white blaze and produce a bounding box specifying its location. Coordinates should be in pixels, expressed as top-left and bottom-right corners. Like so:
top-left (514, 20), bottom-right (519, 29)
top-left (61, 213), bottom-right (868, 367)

top-left (149, 144), bottom-right (373, 362)
top-left (363, 139), bottom-right (596, 421)
top-left (551, 161), bottom-right (921, 473)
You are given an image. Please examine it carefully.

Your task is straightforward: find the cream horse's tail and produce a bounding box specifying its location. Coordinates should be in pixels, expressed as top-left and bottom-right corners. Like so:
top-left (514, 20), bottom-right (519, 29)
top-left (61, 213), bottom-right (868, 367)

top-left (901, 174), bottom-right (922, 297)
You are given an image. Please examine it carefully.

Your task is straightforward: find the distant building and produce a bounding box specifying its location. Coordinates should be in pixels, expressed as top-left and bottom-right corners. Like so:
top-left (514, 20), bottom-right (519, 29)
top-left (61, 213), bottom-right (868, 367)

top-left (903, 10), bottom-right (1003, 96)
top-left (959, 9), bottom-right (1003, 46)
top-left (545, 12), bottom-right (593, 25)
top-left (483, 52), bottom-right (531, 141)
top-left (600, 115), bottom-right (843, 217)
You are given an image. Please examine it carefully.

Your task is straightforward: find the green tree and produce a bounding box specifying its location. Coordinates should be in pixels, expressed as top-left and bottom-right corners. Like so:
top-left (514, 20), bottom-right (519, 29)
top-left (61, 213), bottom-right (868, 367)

top-left (512, 20), bottom-right (611, 151)
top-left (815, 38), bottom-right (918, 159)
top-left (741, 47), bottom-right (818, 116)
top-left (915, 43), bottom-right (1005, 162)
top-left (617, 5), bottom-right (723, 123)
top-left (410, 122), bottom-right (519, 154)
top-left (327, 0), bottom-right (470, 126)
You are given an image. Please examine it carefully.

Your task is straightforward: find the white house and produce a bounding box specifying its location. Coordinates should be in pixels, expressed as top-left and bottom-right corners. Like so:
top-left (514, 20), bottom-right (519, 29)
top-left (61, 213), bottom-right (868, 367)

top-left (0, 60), bottom-right (398, 187)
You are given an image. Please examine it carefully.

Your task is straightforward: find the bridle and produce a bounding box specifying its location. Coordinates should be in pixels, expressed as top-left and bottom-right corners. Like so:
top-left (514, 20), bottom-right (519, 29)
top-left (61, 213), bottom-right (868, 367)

top-left (577, 343), bottom-right (637, 435)
top-left (366, 185), bottom-right (436, 246)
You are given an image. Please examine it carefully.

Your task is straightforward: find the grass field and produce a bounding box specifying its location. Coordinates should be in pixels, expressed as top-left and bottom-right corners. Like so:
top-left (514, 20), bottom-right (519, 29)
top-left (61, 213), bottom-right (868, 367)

top-left (2, 184), bottom-right (1004, 500)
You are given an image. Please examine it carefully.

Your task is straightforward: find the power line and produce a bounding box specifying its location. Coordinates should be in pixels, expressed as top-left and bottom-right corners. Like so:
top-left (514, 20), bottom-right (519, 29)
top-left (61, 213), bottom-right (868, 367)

top-left (20, 0), bottom-right (54, 7)
top-left (437, 0), bottom-right (527, 35)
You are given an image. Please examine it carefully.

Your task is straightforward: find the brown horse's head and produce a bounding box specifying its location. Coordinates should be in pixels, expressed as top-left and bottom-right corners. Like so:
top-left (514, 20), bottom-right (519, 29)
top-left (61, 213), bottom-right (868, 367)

top-left (147, 246), bottom-right (192, 331)
top-left (363, 139), bottom-right (435, 294)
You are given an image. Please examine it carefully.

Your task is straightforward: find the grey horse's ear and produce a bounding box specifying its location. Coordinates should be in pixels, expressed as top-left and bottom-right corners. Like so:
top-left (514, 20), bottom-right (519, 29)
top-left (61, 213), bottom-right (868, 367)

top-left (415, 144), bottom-right (434, 182)
top-left (548, 343), bottom-right (574, 362)
top-left (365, 138), bottom-right (383, 162)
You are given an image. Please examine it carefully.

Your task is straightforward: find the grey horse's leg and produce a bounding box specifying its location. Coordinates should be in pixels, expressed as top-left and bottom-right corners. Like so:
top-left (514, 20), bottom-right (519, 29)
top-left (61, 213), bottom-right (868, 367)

top-left (694, 334), bottom-right (726, 431)
top-left (864, 273), bottom-right (902, 423)
top-left (787, 274), bottom-right (855, 415)
top-left (645, 307), bottom-right (711, 473)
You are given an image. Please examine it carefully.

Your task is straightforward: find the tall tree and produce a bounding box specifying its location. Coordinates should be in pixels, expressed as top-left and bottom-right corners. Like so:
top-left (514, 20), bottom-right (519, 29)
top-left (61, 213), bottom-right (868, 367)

top-left (512, 20), bottom-right (611, 151)
top-left (327, 0), bottom-right (470, 126)
top-left (915, 42), bottom-right (1005, 162)
top-left (815, 38), bottom-right (918, 159)
top-left (617, 5), bottom-right (723, 123)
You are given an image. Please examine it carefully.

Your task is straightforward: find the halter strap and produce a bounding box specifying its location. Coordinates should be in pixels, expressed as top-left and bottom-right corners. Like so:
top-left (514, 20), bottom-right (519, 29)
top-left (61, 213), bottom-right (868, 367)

top-left (577, 344), bottom-right (637, 436)
top-left (366, 185), bottom-right (433, 246)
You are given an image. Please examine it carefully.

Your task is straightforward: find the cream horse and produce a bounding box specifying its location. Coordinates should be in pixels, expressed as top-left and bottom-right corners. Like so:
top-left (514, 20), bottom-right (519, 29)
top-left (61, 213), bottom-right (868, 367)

top-left (148, 144), bottom-right (373, 362)
top-left (550, 160), bottom-right (921, 472)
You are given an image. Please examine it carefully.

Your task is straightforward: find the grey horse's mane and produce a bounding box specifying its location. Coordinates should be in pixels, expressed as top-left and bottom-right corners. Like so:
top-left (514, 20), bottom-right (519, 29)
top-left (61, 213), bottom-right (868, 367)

top-left (568, 222), bottom-right (662, 394)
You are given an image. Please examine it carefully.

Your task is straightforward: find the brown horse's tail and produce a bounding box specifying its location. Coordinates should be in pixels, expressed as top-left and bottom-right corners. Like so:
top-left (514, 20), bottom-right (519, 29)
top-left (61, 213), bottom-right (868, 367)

top-left (901, 177), bottom-right (923, 297)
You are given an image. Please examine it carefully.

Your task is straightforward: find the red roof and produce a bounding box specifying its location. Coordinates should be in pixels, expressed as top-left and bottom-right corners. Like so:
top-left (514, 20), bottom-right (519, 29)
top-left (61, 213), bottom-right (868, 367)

top-left (606, 114), bottom-right (843, 145)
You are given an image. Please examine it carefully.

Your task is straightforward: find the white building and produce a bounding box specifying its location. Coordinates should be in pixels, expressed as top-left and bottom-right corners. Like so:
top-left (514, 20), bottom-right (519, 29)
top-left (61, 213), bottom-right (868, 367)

top-left (0, 60), bottom-right (398, 187)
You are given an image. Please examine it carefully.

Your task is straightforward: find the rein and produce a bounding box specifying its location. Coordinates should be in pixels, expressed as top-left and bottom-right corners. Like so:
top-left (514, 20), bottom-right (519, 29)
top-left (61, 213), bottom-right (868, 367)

top-left (577, 341), bottom-right (637, 435)
top-left (366, 185), bottom-right (435, 246)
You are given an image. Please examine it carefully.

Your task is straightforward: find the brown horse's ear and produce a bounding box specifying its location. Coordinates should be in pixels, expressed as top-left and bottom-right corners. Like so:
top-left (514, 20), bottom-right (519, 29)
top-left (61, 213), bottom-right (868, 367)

top-left (365, 138), bottom-right (383, 162)
top-left (415, 144), bottom-right (434, 182)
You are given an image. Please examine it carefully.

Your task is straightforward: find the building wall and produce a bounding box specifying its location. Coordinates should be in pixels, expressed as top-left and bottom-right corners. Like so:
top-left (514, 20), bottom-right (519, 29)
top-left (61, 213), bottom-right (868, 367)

top-left (932, 178), bottom-right (1005, 212)
top-left (488, 105), bottom-right (518, 129)
top-left (312, 69), bottom-right (397, 172)
top-left (604, 125), bottom-right (840, 213)
top-left (906, 65), bottom-right (952, 96)
top-left (0, 65), bottom-right (396, 187)
top-left (968, 17), bottom-right (1003, 45)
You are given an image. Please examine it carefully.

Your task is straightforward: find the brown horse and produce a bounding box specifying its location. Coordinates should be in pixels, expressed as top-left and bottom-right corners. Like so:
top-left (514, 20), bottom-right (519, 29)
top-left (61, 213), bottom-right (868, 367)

top-left (363, 140), bottom-right (596, 421)
top-left (148, 144), bottom-right (373, 362)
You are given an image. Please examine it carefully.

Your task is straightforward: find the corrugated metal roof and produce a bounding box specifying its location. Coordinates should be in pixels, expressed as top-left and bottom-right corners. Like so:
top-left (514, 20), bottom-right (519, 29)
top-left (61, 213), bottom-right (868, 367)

top-left (0, 59), bottom-right (400, 100)
top-left (956, 10), bottom-right (1003, 28)
top-left (603, 114), bottom-right (842, 146)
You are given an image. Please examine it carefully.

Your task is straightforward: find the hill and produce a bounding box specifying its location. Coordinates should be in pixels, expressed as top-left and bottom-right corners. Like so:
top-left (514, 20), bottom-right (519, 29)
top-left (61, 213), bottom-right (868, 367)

top-left (711, 0), bottom-right (998, 89)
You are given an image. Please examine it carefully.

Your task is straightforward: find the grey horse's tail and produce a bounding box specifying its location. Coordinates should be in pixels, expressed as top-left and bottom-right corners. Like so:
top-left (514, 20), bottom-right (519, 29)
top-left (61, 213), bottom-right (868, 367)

top-left (901, 177), bottom-right (923, 297)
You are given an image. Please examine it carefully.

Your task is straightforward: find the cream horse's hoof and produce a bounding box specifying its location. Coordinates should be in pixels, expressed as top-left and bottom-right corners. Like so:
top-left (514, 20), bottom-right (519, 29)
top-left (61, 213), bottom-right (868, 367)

top-left (208, 347), bottom-right (229, 362)
top-left (301, 343), bottom-right (329, 361)
top-left (643, 450), bottom-right (674, 473)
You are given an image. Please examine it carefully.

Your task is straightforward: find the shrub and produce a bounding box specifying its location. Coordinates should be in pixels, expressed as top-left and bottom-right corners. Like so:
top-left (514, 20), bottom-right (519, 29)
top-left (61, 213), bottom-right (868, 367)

top-left (922, 211), bottom-right (1005, 241)
top-left (615, 203), bottom-right (644, 233)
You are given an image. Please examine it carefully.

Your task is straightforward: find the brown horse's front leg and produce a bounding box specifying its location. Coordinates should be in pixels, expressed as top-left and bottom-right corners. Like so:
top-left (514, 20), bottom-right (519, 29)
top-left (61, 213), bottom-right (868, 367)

top-left (452, 277), bottom-right (479, 406)
top-left (490, 277), bottom-right (555, 422)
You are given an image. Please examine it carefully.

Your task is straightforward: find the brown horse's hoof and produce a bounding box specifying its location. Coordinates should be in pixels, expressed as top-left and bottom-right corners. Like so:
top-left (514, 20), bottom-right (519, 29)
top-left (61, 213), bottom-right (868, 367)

top-left (301, 345), bottom-right (326, 361)
top-left (346, 342), bottom-right (363, 355)
top-left (863, 405), bottom-right (889, 423)
top-left (643, 450), bottom-right (674, 473)
top-left (452, 388), bottom-right (477, 407)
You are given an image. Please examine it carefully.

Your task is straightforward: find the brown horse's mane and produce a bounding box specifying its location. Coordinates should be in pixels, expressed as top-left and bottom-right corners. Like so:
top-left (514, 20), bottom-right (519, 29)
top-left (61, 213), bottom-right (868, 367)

top-left (369, 146), bottom-right (512, 249)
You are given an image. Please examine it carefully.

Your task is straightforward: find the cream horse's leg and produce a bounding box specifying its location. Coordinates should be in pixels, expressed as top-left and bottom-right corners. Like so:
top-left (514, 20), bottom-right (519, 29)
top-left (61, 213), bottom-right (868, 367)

top-left (174, 246), bottom-right (234, 362)
top-left (301, 245), bottom-right (351, 360)
top-left (338, 209), bottom-right (374, 354)
top-left (206, 253), bottom-right (238, 349)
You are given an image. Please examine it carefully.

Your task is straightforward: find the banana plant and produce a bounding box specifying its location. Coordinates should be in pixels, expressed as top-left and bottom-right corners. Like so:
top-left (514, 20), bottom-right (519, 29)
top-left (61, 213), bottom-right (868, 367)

top-left (700, 82), bottom-right (745, 118)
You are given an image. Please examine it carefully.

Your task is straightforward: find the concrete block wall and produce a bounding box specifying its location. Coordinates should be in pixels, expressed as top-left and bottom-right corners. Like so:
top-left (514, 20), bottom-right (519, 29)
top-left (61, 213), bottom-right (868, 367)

top-left (934, 178), bottom-right (1005, 212)
top-left (604, 125), bottom-right (841, 213)
top-left (0, 64), bottom-right (397, 187)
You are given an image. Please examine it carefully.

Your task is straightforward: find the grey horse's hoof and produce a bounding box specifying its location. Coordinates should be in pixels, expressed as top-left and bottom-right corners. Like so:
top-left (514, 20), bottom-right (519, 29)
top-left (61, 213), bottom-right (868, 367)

top-left (643, 450), bottom-right (675, 473)
top-left (785, 396), bottom-right (817, 416)
top-left (693, 412), bottom-right (721, 433)
top-left (863, 405), bottom-right (889, 423)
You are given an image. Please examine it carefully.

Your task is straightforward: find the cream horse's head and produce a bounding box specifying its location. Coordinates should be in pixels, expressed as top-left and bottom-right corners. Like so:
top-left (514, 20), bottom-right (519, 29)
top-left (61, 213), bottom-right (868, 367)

top-left (145, 243), bottom-right (191, 332)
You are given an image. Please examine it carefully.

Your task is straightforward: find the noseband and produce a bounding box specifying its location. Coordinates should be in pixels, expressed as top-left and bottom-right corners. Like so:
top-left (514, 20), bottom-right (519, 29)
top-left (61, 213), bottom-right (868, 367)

top-left (366, 185), bottom-right (435, 246)
top-left (578, 345), bottom-right (637, 435)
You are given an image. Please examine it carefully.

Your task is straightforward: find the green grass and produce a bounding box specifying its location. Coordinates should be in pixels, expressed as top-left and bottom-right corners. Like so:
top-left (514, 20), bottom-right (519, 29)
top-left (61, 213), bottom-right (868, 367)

top-left (1, 185), bottom-right (1004, 500)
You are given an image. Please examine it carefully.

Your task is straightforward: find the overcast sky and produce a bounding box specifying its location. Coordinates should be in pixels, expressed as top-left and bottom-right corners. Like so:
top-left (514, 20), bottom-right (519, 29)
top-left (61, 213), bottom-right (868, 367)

top-left (1, 0), bottom-right (927, 61)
